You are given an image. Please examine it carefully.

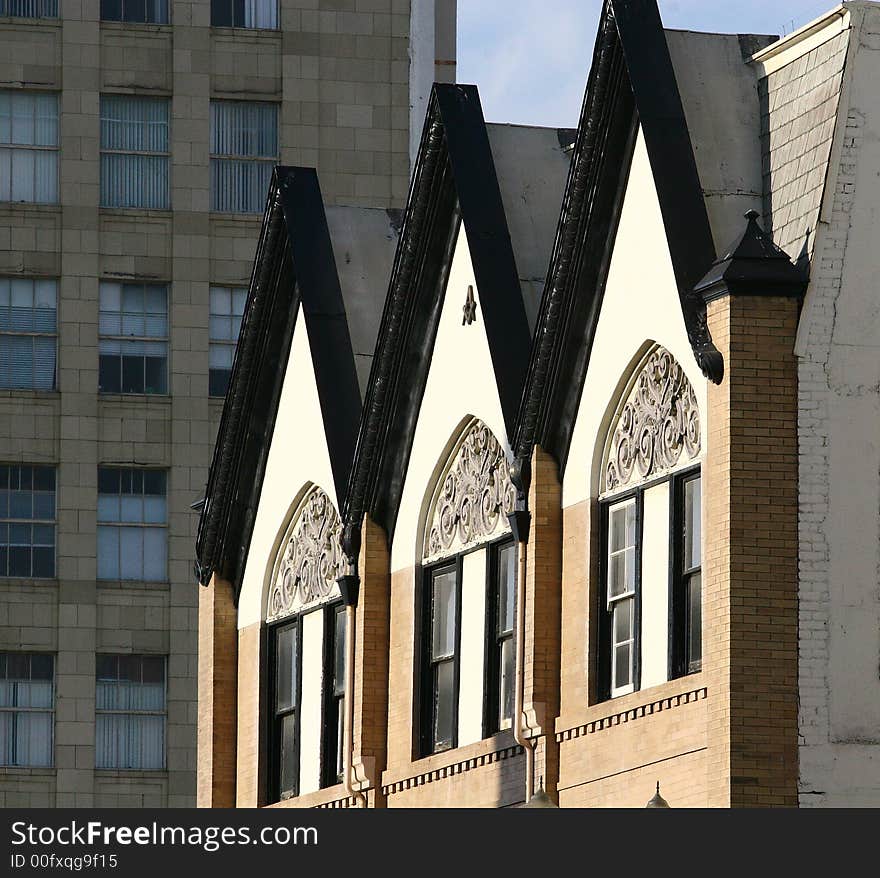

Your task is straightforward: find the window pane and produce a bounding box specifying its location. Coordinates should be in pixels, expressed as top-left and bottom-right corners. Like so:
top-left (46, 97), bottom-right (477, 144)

top-left (279, 712), bottom-right (297, 797)
top-left (119, 526), bottom-right (144, 579)
top-left (684, 476), bottom-right (701, 570)
top-left (431, 570), bottom-right (456, 660)
top-left (613, 598), bottom-right (633, 646)
top-left (613, 642), bottom-right (632, 692)
top-left (97, 525), bottom-right (120, 579)
top-left (275, 625), bottom-right (297, 713)
top-left (688, 571), bottom-right (702, 670)
top-left (499, 637), bottom-right (514, 730)
top-left (497, 544), bottom-right (515, 635)
top-left (433, 660), bottom-right (454, 751)
top-left (142, 527), bottom-right (166, 582)
top-left (333, 607), bottom-right (345, 693)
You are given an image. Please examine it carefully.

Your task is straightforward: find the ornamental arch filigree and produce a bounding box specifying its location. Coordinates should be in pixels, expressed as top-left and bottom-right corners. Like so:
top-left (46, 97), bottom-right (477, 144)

top-left (422, 418), bottom-right (516, 564)
top-left (266, 485), bottom-right (344, 622)
top-left (601, 345), bottom-right (701, 496)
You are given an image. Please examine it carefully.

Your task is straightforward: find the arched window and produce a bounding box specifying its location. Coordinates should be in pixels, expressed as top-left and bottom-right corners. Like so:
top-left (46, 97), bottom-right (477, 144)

top-left (598, 346), bottom-right (702, 700)
top-left (417, 419), bottom-right (517, 756)
top-left (265, 486), bottom-right (347, 801)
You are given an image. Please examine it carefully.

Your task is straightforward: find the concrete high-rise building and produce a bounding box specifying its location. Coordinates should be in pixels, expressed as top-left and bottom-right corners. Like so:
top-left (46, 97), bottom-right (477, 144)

top-left (0, 0), bottom-right (455, 808)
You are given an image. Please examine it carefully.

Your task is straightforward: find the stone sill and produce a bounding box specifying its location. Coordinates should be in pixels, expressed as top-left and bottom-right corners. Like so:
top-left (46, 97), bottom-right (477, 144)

top-left (97, 580), bottom-right (170, 591)
top-left (98, 393), bottom-right (171, 405)
top-left (0, 577), bottom-right (58, 588)
top-left (0, 202), bottom-right (60, 214)
top-left (94, 769), bottom-right (168, 780)
top-left (0, 766), bottom-right (56, 776)
top-left (100, 21), bottom-right (172, 35)
top-left (264, 782), bottom-right (351, 809)
top-left (211, 26), bottom-right (281, 39)
top-left (556, 672), bottom-right (707, 740)
top-left (382, 730), bottom-right (519, 790)
top-left (0, 389), bottom-right (60, 401)
top-left (209, 211), bottom-right (264, 223)
top-left (0, 15), bottom-right (60, 27)
top-left (99, 207), bottom-right (173, 219)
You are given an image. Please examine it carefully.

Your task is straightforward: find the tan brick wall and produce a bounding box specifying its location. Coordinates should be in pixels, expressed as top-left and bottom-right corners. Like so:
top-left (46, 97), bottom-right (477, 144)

top-left (236, 621), bottom-right (263, 807)
top-left (557, 676), bottom-right (708, 807)
top-left (351, 515), bottom-right (390, 804)
top-left (523, 446), bottom-right (562, 799)
top-left (197, 574), bottom-right (237, 808)
top-left (704, 293), bottom-right (799, 807)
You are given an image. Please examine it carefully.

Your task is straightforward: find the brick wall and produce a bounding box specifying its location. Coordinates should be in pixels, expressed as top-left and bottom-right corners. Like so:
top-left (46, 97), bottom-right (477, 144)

top-left (705, 293), bottom-right (800, 807)
top-left (236, 622), bottom-right (263, 807)
top-left (197, 574), bottom-right (237, 808)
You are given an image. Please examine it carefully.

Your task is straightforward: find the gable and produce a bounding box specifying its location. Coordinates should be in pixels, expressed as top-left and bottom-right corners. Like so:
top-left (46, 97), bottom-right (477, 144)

top-left (391, 221), bottom-right (513, 571)
top-left (563, 128), bottom-right (708, 507)
top-left (238, 306), bottom-right (340, 628)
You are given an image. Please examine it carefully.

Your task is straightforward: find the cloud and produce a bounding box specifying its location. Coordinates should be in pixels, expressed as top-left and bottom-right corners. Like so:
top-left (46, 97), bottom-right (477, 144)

top-left (458, 0), bottom-right (839, 127)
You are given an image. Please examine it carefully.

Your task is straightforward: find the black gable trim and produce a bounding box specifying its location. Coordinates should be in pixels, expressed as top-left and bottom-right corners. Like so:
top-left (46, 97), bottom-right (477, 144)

top-left (278, 170), bottom-right (362, 508)
top-left (342, 84), bottom-right (531, 550)
top-left (195, 167), bottom-right (361, 598)
top-left (514, 0), bottom-right (722, 478)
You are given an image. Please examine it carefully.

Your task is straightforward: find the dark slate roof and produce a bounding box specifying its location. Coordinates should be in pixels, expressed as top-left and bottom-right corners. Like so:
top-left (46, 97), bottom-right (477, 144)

top-left (694, 210), bottom-right (808, 301)
top-left (340, 83), bottom-right (533, 554)
top-left (195, 168), bottom-right (374, 592)
top-left (512, 0), bottom-right (724, 482)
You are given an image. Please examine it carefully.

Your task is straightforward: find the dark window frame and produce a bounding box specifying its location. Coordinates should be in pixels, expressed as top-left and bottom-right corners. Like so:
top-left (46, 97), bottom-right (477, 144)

top-left (416, 557), bottom-right (462, 758)
top-left (267, 615), bottom-right (302, 803)
top-left (598, 487), bottom-right (643, 702)
top-left (210, 0), bottom-right (277, 29)
top-left (669, 466), bottom-right (702, 679)
top-left (0, 464), bottom-right (56, 579)
top-left (0, 651), bottom-right (55, 767)
top-left (320, 602), bottom-right (346, 790)
top-left (483, 537), bottom-right (516, 737)
top-left (100, 0), bottom-right (169, 24)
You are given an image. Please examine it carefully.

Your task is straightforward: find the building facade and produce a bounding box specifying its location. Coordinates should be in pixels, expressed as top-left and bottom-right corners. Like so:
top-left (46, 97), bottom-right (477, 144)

top-left (197, 0), bottom-right (880, 809)
top-left (0, 0), bottom-right (455, 808)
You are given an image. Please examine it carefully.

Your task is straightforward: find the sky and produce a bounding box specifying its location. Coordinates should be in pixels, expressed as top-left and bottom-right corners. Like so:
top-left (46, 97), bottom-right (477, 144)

top-left (457, 0), bottom-right (841, 127)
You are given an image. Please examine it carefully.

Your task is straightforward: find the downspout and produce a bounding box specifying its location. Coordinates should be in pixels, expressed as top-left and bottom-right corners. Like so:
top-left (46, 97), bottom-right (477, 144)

top-left (337, 553), bottom-right (366, 809)
top-left (508, 456), bottom-right (536, 804)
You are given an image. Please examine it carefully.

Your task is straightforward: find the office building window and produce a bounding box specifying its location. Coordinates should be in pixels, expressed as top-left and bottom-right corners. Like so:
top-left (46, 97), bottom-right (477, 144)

top-left (209, 286), bottom-right (246, 397)
top-left (98, 282), bottom-right (168, 395)
top-left (211, 0), bottom-right (276, 30)
top-left (0, 465), bottom-right (55, 579)
top-left (95, 655), bottom-right (165, 770)
top-left (100, 0), bottom-right (168, 23)
top-left (0, 91), bottom-right (58, 204)
top-left (0, 277), bottom-right (56, 390)
top-left (97, 467), bottom-right (167, 582)
top-left (0, 0), bottom-right (57, 17)
top-left (100, 95), bottom-right (169, 209)
top-left (0, 653), bottom-right (54, 767)
top-left (210, 100), bottom-right (277, 213)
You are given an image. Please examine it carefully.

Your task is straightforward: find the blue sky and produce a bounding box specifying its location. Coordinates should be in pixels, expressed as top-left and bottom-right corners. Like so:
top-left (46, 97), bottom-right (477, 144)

top-left (457, 0), bottom-right (839, 127)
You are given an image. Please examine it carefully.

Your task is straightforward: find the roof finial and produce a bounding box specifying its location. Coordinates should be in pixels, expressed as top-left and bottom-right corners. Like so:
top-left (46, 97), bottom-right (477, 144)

top-left (646, 781), bottom-right (670, 808)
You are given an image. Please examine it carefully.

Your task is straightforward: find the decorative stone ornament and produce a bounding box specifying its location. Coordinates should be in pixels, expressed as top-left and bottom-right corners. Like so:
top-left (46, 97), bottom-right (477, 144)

top-left (424, 419), bottom-right (516, 562)
top-left (267, 486), bottom-right (343, 621)
top-left (462, 284), bottom-right (477, 326)
top-left (603, 346), bottom-right (701, 494)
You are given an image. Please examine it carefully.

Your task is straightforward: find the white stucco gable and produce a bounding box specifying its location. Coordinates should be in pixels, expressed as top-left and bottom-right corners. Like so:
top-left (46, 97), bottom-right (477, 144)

top-left (237, 304), bottom-right (340, 629)
top-left (390, 220), bottom-right (513, 573)
top-left (564, 126), bottom-right (709, 508)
